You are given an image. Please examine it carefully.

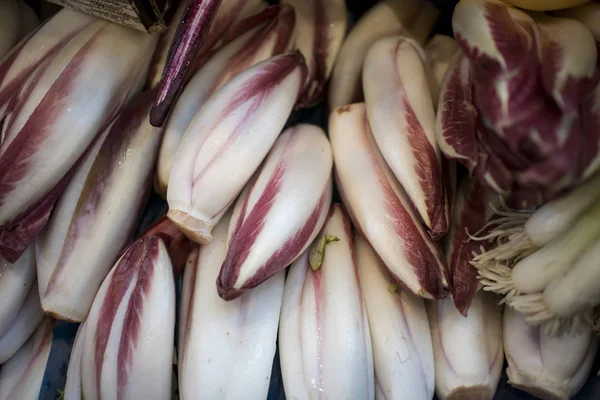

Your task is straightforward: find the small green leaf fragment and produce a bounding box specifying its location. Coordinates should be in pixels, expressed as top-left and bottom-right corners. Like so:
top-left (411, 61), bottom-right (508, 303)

top-left (309, 235), bottom-right (340, 271)
top-left (57, 387), bottom-right (65, 400)
top-left (388, 283), bottom-right (399, 294)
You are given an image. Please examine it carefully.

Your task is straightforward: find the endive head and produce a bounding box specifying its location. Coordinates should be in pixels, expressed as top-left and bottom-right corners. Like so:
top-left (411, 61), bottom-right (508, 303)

top-left (216, 123), bottom-right (332, 300)
top-left (503, 307), bottom-right (598, 400)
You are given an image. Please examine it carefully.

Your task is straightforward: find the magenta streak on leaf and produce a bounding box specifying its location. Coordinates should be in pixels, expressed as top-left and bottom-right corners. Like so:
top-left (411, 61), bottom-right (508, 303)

top-left (215, 145), bottom-right (287, 299)
top-left (298, 0), bottom-right (329, 107)
top-left (233, 190), bottom-right (327, 300)
top-left (540, 35), bottom-right (600, 114)
top-left (138, 215), bottom-right (196, 277)
top-left (12, 318), bottom-right (55, 391)
top-left (94, 238), bottom-right (158, 400)
top-left (438, 58), bottom-right (479, 174)
top-left (205, 6), bottom-right (296, 107)
top-left (190, 53), bottom-right (303, 194)
top-left (211, 7), bottom-right (295, 92)
top-left (363, 114), bottom-right (447, 299)
top-left (117, 238), bottom-right (159, 400)
top-left (223, 5), bottom-right (281, 44)
top-left (0, 164), bottom-right (74, 262)
top-left (184, 5), bottom-right (290, 87)
top-left (581, 85), bottom-right (600, 174)
top-left (402, 93), bottom-right (446, 238)
top-left (517, 120), bottom-right (583, 187)
top-left (151, 0), bottom-right (223, 127)
top-left (44, 90), bottom-right (156, 296)
top-left (449, 181), bottom-right (486, 316)
top-left (202, 0), bottom-right (248, 51)
top-left (0, 28), bottom-right (84, 113)
top-left (0, 30), bottom-right (103, 206)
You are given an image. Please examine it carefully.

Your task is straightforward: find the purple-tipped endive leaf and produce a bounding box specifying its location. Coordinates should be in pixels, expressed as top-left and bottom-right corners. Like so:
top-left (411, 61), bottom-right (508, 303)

top-left (81, 236), bottom-right (175, 400)
top-left (0, 9), bottom-right (94, 112)
top-left (64, 322), bottom-right (86, 400)
top-left (0, 20), bottom-right (155, 263)
top-left (503, 307), bottom-right (597, 400)
top-left (35, 90), bottom-right (163, 323)
top-left (328, 0), bottom-right (430, 110)
top-left (533, 13), bottom-right (598, 113)
top-left (155, 4), bottom-right (296, 197)
top-left (435, 54), bottom-right (478, 174)
top-left (137, 216), bottom-right (197, 278)
top-left (424, 34), bottom-right (461, 104)
top-left (147, 0), bottom-right (266, 89)
top-left (363, 36), bottom-right (448, 238)
top-left (166, 53), bottom-right (307, 245)
top-left (446, 178), bottom-right (494, 316)
top-left (216, 124), bottom-right (332, 300)
top-left (446, 0), bottom-right (595, 206)
top-left (0, 243), bottom-right (35, 337)
top-left (179, 212), bottom-right (284, 398)
top-left (281, 0), bottom-right (347, 106)
top-left (0, 317), bottom-right (53, 400)
top-left (150, 0), bottom-right (222, 126)
top-left (356, 235), bottom-right (434, 400)
top-left (330, 103), bottom-right (449, 299)
top-left (428, 291), bottom-right (503, 400)
top-left (0, 282), bottom-right (44, 364)
top-left (152, 0), bottom-right (267, 125)
top-left (279, 205), bottom-right (374, 400)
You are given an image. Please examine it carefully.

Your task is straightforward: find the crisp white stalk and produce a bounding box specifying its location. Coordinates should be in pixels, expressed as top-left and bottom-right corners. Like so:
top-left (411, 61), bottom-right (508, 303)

top-left (81, 236), bottom-right (175, 400)
top-left (524, 170), bottom-right (600, 246)
top-left (424, 35), bottom-right (461, 103)
top-left (0, 19), bottom-right (156, 263)
top-left (503, 307), bottom-right (597, 399)
top-left (279, 204), bottom-right (374, 400)
top-left (328, 0), bottom-right (439, 109)
top-left (179, 212), bottom-right (284, 399)
top-left (428, 291), bottom-right (503, 400)
top-left (64, 322), bottom-right (86, 400)
top-left (217, 124), bottom-right (332, 300)
top-left (281, 0), bottom-right (347, 106)
top-left (0, 317), bottom-right (54, 400)
top-left (363, 36), bottom-right (447, 237)
top-left (512, 198), bottom-right (600, 294)
top-left (543, 237), bottom-right (600, 318)
top-left (167, 53), bottom-right (306, 244)
top-left (0, 283), bottom-right (44, 363)
top-left (356, 234), bottom-right (434, 400)
top-left (0, 243), bottom-right (35, 337)
top-left (330, 103), bottom-right (449, 299)
top-left (0, 0), bottom-right (22, 60)
top-left (36, 91), bottom-right (163, 322)
top-left (155, 4), bottom-right (296, 197)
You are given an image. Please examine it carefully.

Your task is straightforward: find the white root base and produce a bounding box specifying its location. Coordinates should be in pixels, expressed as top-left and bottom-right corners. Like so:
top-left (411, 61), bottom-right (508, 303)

top-left (467, 202), bottom-right (595, 336)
